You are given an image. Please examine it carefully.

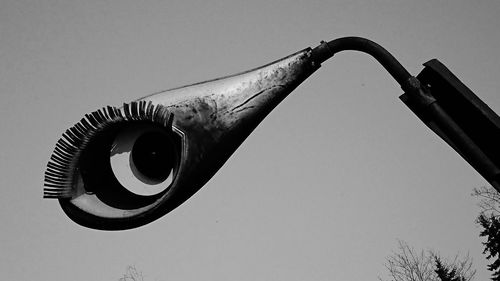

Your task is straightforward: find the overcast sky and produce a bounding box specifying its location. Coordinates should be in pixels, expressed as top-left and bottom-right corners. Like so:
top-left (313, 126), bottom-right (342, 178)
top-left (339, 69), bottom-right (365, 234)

top-left (1, 1), bottom-right (500, 280)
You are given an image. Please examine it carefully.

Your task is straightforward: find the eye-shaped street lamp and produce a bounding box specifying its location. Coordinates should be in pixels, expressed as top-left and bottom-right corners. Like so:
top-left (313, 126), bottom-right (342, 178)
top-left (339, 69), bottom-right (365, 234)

top-left (44, 37), bottom-right (500, 230)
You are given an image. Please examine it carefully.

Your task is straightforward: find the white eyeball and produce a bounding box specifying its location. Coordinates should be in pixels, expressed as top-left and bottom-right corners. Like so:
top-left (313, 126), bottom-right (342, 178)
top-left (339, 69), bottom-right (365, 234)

top-left (110, 123), bottom-right (176, 196)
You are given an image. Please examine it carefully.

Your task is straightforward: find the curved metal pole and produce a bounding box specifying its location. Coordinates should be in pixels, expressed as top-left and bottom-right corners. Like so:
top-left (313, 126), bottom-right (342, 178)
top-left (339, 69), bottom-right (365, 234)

top-left (311, 37), bottom-right (412, 86)
top-left (311, 37), bottom-right (500, 190)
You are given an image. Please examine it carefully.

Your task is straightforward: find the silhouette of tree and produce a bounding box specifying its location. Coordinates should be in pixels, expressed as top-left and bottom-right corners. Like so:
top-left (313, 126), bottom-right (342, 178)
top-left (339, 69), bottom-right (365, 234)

top-left (119, 265), bottom-right (145, 281)
top-left (434, 255), bottom-right (475, 281)
top-left (478, 214), bottom-right (500, 281)
top-left (473, 186), bottom-right (500, 281)
top-left (380, 240), bottom-right (475, 281)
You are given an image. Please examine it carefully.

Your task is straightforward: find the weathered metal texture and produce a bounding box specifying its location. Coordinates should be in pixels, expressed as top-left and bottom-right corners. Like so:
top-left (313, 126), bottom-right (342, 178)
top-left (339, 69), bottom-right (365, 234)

top-left (60, 48), bottom-right (319, 229)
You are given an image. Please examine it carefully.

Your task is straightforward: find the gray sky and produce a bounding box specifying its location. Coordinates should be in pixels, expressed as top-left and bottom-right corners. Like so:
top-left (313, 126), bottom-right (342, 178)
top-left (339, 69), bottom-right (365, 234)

top-left (1, 1), bottom-right (500, 280)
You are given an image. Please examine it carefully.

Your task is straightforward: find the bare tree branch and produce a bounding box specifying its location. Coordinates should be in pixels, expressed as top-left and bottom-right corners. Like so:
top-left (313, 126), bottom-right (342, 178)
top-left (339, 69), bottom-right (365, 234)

top-left (119, 265), bottom-right (145, 281)
top-left (380, 240), bottom-right (475, 281)
top-left (472, 186), bottom-right (500, 218)
top-left (433, 252), bottom-right (476, 281)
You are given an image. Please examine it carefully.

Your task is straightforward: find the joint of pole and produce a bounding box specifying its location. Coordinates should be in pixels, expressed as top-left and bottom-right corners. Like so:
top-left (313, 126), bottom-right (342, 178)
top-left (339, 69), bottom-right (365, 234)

top-left (402, 76), bottom-right (437, 109)
top-left (311, 40), bottom-right (335, 65)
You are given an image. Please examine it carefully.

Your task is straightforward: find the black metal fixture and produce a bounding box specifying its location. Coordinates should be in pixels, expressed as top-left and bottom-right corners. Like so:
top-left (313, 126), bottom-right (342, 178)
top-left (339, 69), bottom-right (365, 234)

top-left (44, 37), bottom-right (500, 230)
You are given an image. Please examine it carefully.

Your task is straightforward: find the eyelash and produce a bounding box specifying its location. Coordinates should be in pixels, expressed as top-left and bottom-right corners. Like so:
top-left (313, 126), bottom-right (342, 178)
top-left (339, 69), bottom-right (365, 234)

top-left (43, 101), bottom-right (174, 199)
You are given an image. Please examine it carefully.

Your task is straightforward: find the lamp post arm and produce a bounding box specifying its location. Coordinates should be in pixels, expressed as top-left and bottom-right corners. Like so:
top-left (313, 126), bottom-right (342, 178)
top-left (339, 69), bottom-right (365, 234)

top-left (312, 36), bottom-right (500, 191)
top-left (311, 36), bottom-right (412, 87)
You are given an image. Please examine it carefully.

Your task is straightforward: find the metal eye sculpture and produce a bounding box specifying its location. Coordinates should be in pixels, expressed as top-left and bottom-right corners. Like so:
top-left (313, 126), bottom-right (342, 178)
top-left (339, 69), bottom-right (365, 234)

top-left (44, 37), bottom-right (500, 230)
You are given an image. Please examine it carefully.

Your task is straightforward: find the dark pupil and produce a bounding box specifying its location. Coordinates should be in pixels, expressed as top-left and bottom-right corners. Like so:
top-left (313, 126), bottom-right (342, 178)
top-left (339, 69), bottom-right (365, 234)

top-left (131, 131), bottom-right (173, 182)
